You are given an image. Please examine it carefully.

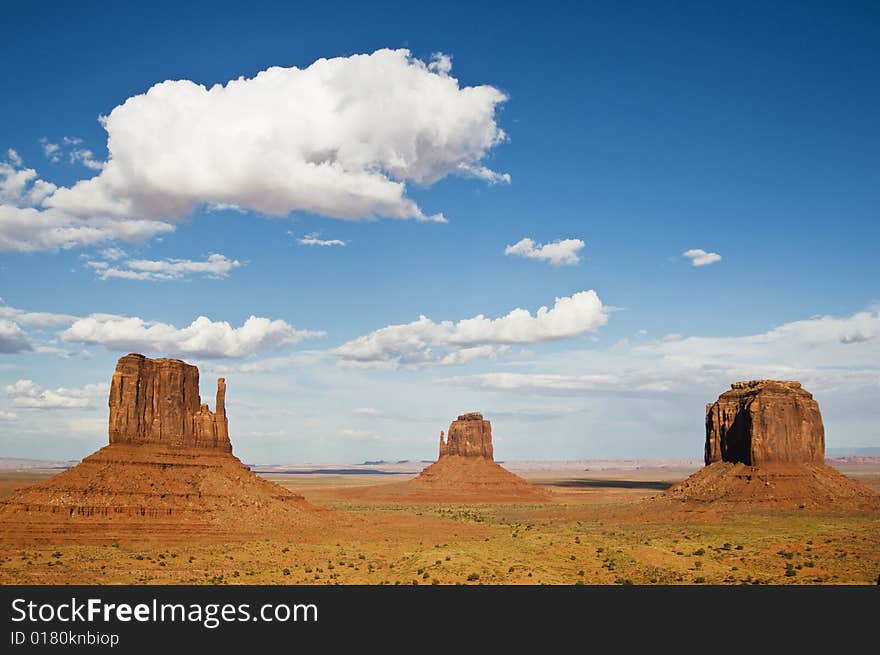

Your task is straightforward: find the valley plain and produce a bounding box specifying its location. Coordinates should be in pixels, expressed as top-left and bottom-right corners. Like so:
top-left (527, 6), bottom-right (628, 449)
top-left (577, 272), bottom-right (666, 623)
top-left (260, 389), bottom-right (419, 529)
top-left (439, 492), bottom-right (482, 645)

top-left (1, 458), bottom-right (877, 586)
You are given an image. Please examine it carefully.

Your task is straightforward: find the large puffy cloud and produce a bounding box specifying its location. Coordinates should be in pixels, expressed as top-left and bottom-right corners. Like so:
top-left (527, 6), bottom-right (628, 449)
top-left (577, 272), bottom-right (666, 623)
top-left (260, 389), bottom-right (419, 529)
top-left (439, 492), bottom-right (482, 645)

top-left (2, 49), bottom-right (508, 253)
top-left (60, 314), bottom-right (324, 358)
top-left (44, 49), bottom-right (507, 226)
top-left (3, 379), bottom-right (108, 409)
top-left (505, 237), bottom-right (585, 266)
top-left (335, 290), bottom-right (608, 367)
top-left (0, 151), bottom-right (172, 252)
top-left (87, 253), bottom-right (243, 281)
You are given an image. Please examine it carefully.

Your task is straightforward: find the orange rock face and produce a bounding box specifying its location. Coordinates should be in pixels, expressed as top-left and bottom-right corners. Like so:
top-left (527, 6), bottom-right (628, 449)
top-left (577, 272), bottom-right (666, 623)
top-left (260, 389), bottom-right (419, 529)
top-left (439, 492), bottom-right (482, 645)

top-left (665, 379), bottom-right (878, 510)
top-left (0, 353), bottom-right (316, 544)
top-left (439, 412), bottom-right (494, 460)
top-left (704, 380), bottom-right (824, 466)
top-left (109, 353), bottom-right (231, 451)
top-left (397, 412), bottom-right (550, 502)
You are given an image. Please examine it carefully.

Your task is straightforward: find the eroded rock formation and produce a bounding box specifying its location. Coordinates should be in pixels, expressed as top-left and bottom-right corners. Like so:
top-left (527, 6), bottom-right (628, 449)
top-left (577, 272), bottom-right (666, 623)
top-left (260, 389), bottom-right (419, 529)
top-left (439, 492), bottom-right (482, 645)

top-left (664, 379), bottom-right (878, 510)
top-left (0, 353), bottom-right (315, 544)
top-left (109, 353), bottom-right (231, 451)
top-left (439, 412), bottom-right (494, 459)
top-left (392, 411), bottom-right (549, 502)
top-left (704, 380), bottom-right (824, 466)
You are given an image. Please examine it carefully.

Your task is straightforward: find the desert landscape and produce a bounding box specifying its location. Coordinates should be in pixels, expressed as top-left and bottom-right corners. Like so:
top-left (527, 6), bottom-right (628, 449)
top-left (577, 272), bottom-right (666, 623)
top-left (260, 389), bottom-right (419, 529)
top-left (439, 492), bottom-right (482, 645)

top-left (2, 6), bottom-right (878, 598)
top-left (0, 355), bottom-right (877, 586)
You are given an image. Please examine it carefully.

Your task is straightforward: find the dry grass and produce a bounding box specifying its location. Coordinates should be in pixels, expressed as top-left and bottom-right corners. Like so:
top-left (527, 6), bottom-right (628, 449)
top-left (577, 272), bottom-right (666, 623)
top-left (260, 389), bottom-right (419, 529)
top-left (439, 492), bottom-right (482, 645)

top-left (0, 465), bottom-right (877, 585)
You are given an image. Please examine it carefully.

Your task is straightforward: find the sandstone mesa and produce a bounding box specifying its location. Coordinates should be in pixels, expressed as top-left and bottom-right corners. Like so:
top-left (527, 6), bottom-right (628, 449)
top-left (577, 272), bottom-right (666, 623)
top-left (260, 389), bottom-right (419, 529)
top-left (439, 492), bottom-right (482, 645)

top-left (666, 380), bottom-right (878, 510)
top-left (0, 353), bottom-right (316, 544)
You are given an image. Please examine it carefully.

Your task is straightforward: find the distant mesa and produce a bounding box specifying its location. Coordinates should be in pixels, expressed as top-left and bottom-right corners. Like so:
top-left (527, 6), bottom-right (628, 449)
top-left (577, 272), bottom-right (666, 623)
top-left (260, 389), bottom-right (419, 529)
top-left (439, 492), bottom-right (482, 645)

top-left (666, 380), bottom-right (879, 510)
top-left (335, 412), bottom-right (549, 502)
top-left (0, 354), bottom-right (318, 545)
top-left (409, 412), bottom-right (549, 502)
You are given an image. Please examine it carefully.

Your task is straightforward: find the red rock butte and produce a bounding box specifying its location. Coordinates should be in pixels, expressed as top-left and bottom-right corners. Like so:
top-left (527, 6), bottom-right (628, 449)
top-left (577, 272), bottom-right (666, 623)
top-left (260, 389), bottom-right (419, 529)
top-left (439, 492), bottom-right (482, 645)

top-left (0, 354), bottom-right (319, 545)
top-left (439, 412), bottom-right (494, 459)
top-left (109, 354), bottom-right (231, 451)
top-left (666, 380), bottom-right (878, 510)
top-left (404, 412), bottom-right (549, 502)
top-left (705, 380), bottom-right (824, 466)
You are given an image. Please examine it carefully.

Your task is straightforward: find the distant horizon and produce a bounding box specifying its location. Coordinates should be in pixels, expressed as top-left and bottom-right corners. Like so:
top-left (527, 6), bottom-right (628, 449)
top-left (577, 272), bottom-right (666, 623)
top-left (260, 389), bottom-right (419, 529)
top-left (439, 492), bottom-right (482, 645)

top-left (3, 447), bottom-right (878, 471)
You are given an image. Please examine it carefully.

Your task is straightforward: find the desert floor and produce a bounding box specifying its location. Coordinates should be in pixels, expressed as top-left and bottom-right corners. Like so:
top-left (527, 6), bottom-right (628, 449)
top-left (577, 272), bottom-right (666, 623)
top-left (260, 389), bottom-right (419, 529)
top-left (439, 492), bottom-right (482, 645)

top-left (1, 460), bottom-right (877, 585)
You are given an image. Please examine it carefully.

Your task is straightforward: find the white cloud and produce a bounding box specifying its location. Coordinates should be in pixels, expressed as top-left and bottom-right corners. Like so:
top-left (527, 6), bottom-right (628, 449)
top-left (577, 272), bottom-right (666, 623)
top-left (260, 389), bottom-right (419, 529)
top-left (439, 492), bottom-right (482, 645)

top-left (40, 137), bottom-right (104, 170)
top-left (42, 48), bottom-right (507, 227)
top-left (0, 298), bottom-right (79, 327)
top-left (0, 410), bottom-right (17, 420)
top-left (3, 379), bottom-right (108, 409)
top-left (0, 320), bottom-right (32, 353)
top-left (98, 247), bottom-right (126, 260)
top-left (443, 372), bottom-right (626, 393)
top-left (335, 290), bottom-right (608, 367)
top-left (428, 52), bottom-right (453, 75)
top-left (505, 237), bottom-right (585, 266)
top-left (88, 253), bottom-right (243, 281)
top-left (60, 314), bottom-right (324, 359)
top-left (68, 148), bottom-right (103, 171)
top-left (0, 204), bottom-right (174, 253)
top-left (682, 248), bottom-right (721, 267)
top-left (457, 163), bottom-right (511, 185)
top-left (339, 428), bottom-right (379, 440)
top-left (444, 309), bottom-right (880, 397)
top-left (7, 149), bottom-right (22, 167)
top-left (40, 139), bottom-right (61, 162)
top-left (353, 407), bottom-right (382, 416)
top-left (296, 233), bottom-right (346, 247)
top-left (208, 350), bottom-right (327, 374)
top-left (3, 50), bottom-right (509, 253)
top-left (0, 152), bottom-right (57, 207)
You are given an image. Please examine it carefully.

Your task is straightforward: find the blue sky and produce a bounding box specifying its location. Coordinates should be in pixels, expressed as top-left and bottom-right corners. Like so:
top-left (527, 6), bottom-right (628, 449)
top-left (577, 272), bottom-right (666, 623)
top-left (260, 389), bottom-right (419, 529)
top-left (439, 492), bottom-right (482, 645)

top-left (1, 1), bottom-right (878, 463)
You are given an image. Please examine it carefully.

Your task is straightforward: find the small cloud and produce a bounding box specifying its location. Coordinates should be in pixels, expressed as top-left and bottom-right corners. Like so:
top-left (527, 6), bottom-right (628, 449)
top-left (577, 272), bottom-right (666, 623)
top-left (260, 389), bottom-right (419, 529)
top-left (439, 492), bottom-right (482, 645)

top-left (457, 163), bottom-right (511, 185)
top-left (295, 232), bottom-right (347, 247)
top-left (353, 407), bottom-right (382, 416)
top-left (39, 138), bottom-right (61, 162)
top-left (340, 428), bottom-right (380, 440)
top-left (98, 247), bottom-right (126, 261)
top-left (428, 52), bottom-right (453, 75)
top-left (0, 410), bottom-right (18, 421)
top-left (69, 148), bottom-right (104, 170)
top-left (505, 237), bottom-right (585, 266)
top-left (683, 248), bottom-right (721, 267)
top-left (40, 137), bottom-right (103, 169)
top-left (7, 149), bottom-right (22, 167)
top-left (87, 253), bottom-right (243, 281)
